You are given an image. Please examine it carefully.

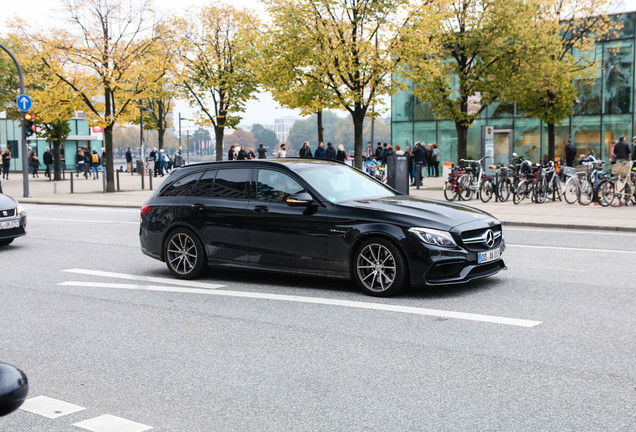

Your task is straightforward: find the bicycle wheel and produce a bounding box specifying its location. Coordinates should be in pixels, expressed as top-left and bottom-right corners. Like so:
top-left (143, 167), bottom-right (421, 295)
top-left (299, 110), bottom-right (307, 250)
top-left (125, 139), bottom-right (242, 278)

top-left (613, 179), bottom-right (632, 206)
top-left (479, 179), bottom-right (494, 203)
top-left (497, 178), bottom-right (512, 202)
top-left (443, 180), bottom-right (458, 201)
top-left (457, 174), bottom-right (474, 201)
top-left (578, 177), bottom-right (593, 205)
top-left (513, 181), bottom-right (527, 205)
top-left (533, 177), bottom-right (548, 204)
top-left (563, 176), bottom-right (579, 204)
top-left (597, 179), bottom-right (614, 207)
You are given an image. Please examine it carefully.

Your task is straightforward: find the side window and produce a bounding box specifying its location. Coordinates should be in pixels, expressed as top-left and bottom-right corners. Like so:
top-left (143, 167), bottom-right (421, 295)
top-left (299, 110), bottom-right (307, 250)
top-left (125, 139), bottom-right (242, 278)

top-left (190, 169), bottom-right (217, 197)
top-left (256, 169), bottom-right (305, 202)
top-left (159, 172), bottom-right (203, 197)
top-left (212, 168), bottom-right (250, 199)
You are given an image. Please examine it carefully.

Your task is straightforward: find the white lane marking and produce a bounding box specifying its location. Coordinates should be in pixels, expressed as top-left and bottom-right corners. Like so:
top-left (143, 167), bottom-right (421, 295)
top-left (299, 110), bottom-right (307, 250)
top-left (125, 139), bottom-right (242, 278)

top-left (62, 268), bottom-right (225, 290)
top-left (504, 227), bottom-right (636, 236)
top-left (59, 281), bottom-right (542, 328)
top-left (508, 244), bottom-right (636, 254)
top-left (20, 396), bottom-right (86, 418)
top-left (74, 414), bottom-right (153, 432)
top-left (29, 217), bottom-right (137, 225)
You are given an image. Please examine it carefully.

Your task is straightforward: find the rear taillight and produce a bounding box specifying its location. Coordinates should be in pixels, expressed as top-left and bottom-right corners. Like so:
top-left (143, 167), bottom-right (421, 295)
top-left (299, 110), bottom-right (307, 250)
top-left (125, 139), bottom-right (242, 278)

top-left (140, 204), bottom-right (152, 218)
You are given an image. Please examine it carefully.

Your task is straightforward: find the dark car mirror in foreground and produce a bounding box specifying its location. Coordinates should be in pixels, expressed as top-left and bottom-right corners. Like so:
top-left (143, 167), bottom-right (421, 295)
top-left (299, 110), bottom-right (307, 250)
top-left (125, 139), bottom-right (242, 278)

top-left (0, 363), bottom-right (28, 416)
top-left (286, 192), bottom-right (314, 207)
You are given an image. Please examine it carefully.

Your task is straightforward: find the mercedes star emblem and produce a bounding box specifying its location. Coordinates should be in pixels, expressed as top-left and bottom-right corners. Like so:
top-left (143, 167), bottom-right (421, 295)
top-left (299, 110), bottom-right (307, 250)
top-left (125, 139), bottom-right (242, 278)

top-left (485, 230), bottom-right (495, 248)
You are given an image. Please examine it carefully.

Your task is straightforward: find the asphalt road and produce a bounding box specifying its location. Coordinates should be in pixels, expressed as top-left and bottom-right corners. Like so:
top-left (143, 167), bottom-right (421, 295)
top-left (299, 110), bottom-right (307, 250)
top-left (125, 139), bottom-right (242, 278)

top-left (1, 204), bottom-right (634, 431)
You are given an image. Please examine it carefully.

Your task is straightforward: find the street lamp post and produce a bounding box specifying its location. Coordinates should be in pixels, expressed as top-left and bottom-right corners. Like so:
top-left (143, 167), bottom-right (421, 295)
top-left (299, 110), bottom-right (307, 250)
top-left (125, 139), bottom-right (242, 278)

top-left (178, 113), bottom-right (190, 153)
top-left (139, 106), bottom-right (153, 162)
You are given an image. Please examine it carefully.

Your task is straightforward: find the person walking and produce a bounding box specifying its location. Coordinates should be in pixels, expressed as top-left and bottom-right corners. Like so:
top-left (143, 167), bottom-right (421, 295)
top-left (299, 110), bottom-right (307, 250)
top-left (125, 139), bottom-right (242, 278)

top-left (43, 147), bottom-right (53, 178)
top-left (425, 144), bottom-right (434, 177)
top-left (90, 149), bottom-right (100, 179)
top-left (125, 147), bottom-right (133, 173)
top-left (2, 148), bottom-right (10, 180)
top-left (613, 135), bottom-right (631, 161)
top-left (151, 147), bottom-right (160, 177)
top-left (411, 142), bottom-right (427, 186)
top-left (298, 141), bottom-right (312, 158)
top-left (83, 146), bottom-right (91, 178)
top-left (405, 145), bottom-right (414, 184)
top-left (29, 150), bottom-right (40, 178)
top-left (564, 138), bottom-right (576, 167)
top-left (75, 148), bottom-right (85, 177)
top-left (257, 143), bottom-right (267, 159)
top-left (336, 144), bottom-right (348, 162)
top-left (431, 143), bottom-right (441, 177)
top-left (159, 149), bottom-right (168, 175)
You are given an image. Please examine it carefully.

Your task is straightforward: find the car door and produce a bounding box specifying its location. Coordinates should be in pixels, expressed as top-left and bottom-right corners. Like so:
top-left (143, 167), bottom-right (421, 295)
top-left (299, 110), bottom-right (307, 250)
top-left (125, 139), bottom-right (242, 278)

top-left (186, 167), bottom-right (251, 265)
top-left (247, 168), bottom-right (329, 273)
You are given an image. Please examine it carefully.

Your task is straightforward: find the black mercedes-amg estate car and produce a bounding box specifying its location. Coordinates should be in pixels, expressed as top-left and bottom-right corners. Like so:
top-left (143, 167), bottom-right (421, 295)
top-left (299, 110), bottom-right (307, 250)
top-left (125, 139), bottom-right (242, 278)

top-left (139, 159), bottom-right (505, 296)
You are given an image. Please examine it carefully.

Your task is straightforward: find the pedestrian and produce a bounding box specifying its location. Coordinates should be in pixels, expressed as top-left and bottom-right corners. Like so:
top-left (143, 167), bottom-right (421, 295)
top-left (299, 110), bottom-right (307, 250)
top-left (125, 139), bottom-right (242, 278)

top-left (257, 143), bottom-right (267, 159)
top-left (76, 148), bottom-right (85, 177)
top-left (374, 142), bottom-right (384, 163)
top-left (83, 147), bottom-right (91, 178)
top-left (384, 144), bottom-right (394, 162)
top-left (159, 149), bottom-right (168, 175)
top-left (227, 144), bottom-right (235, 161)
top-left (314, 142), bottom-right (326, 159)
top-left (366, 142), bottom-right (374, 162)
top-left (100, 148), bottom-right (107, 180)
top-left (431, 143), bottom-right (441, 177)
top-left (336, 144), bottom-right (348, 162)
top-left (405, 145), bottom-right (413, 184)
top-left (2, 148), bottom-right (10, 180)
top-left (125, 147), bottom-right (133, 173)
top-left (277, 144), bottom-right (287, 158)
top-left (325, 142), bottom-right (336, 160)
top-left (298, 141), bottom-right (312, 158)
top-left (394, 144), bottom-right (404, 155)
top-left (43, 147), bottom-right (53, 178)
top-left (426, 144), bottom-right (433, 177)
top-left (612, 135), bottom-right (631, 162)
top-left (90, 149), bottom-right (100, 179)
top-left (236, 146), bottom-right (248, 160)
top-left (29, 150), bottom-right (40, 178)
top-left (411, 142), bottom-right (426, 186)
top-left (247, 147), bottom-right (256, 160)
top-left (151, 147), bottom-right (160, 177)
top-left (565, 138), bottom-right (576, 167)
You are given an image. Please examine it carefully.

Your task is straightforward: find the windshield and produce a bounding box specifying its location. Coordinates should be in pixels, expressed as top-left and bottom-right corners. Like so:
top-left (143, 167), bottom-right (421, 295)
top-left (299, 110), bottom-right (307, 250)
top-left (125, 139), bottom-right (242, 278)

top-left (296, 164), bottom-right (397, 203)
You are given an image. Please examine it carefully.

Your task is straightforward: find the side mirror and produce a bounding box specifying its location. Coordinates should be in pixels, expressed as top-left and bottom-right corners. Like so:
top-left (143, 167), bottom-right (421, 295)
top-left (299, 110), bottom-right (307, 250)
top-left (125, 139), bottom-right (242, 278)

top-left (0, 363), bottom-right (28, 416)
top-left (286, 192), bottom-right (314, 207)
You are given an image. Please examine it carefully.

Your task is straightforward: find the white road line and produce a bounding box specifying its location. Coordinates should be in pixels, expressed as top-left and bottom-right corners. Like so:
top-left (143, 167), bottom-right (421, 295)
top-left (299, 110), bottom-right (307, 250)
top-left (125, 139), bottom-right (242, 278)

top-left (58, 280), bottom-right (542, 328)
top-left (29, 217), bottom-right (137, 225)
top-left (74, 414), bottom-right (153, 432)
top-left (508, 244), bottom-right (636, 254)
top-left (20, 396), bottom-right (86, 419)
top-left (62, 268), bottom-right (225, 290)
top-left (505, 227), bottom-right (636, 236)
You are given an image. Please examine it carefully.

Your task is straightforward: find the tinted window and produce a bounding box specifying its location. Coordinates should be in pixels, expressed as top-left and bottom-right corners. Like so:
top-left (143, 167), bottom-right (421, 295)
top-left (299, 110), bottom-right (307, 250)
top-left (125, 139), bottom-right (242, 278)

top-left (256, 169), bottom-right (305, 202)
top-left (212, 168), bottom-right (250, 199)
top-left (159, 172), bottom-right (203, 197)
top-left (190, 169), bottom-right (217, 197)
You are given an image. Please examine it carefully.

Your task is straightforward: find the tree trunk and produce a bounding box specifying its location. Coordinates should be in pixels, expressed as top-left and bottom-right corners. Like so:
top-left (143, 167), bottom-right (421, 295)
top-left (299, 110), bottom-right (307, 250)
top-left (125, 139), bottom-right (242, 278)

top-left (456, 122), bottom-right (468, 161)
top-left (352, 111), bottom-right (364, 169)
top-left (158, 128), bottom-right (165, 152)
top-left (104, 124), bottom-right (114, 192)
top-left (214, 126), bottom-right (224, 161)
top-left (547, 122), bottom-right (555, 161)
top-left (157, 102), bottom-right (165, 150)
top-left (53, 141), bottom-right (62, 181)
top-left (316, 110), bottom-right (324, 144)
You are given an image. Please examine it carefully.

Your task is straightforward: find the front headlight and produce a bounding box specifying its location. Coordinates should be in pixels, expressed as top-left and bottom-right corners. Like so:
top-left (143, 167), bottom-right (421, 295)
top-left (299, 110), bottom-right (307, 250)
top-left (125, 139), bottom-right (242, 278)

top-left (409, 227), bottom-right (457, 248)
top-left (17, 204), bottom-right (25, 217)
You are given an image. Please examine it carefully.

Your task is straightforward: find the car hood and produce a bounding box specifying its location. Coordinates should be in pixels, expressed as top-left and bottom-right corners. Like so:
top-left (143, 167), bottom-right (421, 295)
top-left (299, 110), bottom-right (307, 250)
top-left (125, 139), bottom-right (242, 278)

top-left (0, 194), bottom-right (18, 211)
top-left (338, 195), bottom-right (498, 231)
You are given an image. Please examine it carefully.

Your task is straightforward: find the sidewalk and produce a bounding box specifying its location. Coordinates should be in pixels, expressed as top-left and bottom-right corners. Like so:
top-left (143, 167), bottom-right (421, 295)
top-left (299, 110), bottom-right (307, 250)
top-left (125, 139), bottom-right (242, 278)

top-left (2, 170), bottom-right (635, 232)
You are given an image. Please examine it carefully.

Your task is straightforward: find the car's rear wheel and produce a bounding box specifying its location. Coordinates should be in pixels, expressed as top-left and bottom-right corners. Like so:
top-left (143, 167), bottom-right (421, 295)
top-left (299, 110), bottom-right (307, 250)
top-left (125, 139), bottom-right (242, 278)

top-left (353, 238), bottom-right (407, 297)
top-left (163, 228), bottom-right (206, 279)
top-left (0, 238), bottom-right (14, 246)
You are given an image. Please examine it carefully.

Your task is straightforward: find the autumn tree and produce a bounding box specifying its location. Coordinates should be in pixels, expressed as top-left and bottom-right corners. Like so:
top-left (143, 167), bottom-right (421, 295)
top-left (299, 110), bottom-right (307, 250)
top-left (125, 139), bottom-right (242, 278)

top-left (509, 0), bottom-right (620, 160)
top-left (264, 0), bottom-right (408, 168)
top-left (12, 0), bottom-right (164, 192)
top-left (399, 0), bottom-right (533, 161)
top-left (251, 124), bottom-right (278, 148)
top-left (173, 5), bottom-right (260, 161)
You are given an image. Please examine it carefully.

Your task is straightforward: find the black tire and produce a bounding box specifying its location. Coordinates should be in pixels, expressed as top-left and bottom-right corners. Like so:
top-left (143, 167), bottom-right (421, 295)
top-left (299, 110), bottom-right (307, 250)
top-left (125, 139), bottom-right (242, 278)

top-left (353, 237), bottom-right (407, 297)
top-left (563, 177), bottom-right (579, 204)
top-left (479, 179), bottom-right (494, 203)
top-left (597, 179), bottom-right (614, 207)
top-left (533, 177), bottom-right (547, 204)
top-left (513, 181), bottom-right (527, 205)
top-left (163, 228), bottom-right (207, 279)
top-left (0, 238), bottom-right (14, 246)
top-left (578, 177), bottom-right (593, 205)
top-left (457, 174), bottom-right (474, 201)
top-left (497, 179), bottom-right (511, 202)
top-left (443, 181), bottom-right (458, 201)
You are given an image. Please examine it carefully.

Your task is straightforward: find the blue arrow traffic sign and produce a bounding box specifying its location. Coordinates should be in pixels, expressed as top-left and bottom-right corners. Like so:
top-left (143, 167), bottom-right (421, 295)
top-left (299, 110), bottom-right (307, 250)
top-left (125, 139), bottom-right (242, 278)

top-left (16, 94), bottom-right (32, 112)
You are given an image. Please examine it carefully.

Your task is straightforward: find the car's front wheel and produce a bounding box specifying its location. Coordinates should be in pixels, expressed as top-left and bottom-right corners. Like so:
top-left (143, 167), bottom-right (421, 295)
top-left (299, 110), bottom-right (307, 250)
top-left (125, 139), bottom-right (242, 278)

top-left (163, 228), bottom-right (206, 279)
top-left (353, 238), bottom-right (407, 297)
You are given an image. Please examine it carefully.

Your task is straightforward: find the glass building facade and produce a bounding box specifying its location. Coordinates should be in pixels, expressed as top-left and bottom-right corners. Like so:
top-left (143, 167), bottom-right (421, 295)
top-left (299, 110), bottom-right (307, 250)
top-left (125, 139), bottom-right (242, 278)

top-left (392, 12), bottom-right (636, 166)
top-left (0, 117), bottom-right (102, 171)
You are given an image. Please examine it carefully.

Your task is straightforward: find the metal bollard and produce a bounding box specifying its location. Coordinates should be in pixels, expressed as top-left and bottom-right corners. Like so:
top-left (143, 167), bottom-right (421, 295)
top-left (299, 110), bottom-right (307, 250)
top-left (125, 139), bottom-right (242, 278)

top-left (70, 170), bottom-right (74, 194)
top-left (149, 170), bottom-right (153, 191)
top-left (116, 170), bottom-right (120, 191)
top-left (141, 168), bottom-right (145, 190)
top-left (416, 165), bottom-right (421, 190)
top-left (102, 172), bottom-right (106, 193)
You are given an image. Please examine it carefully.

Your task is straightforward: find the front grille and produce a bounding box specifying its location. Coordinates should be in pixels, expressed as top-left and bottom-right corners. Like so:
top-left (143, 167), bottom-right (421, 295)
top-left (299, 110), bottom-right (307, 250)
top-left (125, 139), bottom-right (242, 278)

top-left (0, 209), bottom-right (16, 218)
top-left (460, 225), bottom-right (502, 252)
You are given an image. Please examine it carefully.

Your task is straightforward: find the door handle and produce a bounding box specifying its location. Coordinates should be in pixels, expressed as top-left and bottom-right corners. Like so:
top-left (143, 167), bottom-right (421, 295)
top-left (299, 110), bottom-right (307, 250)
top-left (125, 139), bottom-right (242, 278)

top-left (252, 205), bottom-right (269, 213)
top-left (191, 203), bottom-right (206, 212)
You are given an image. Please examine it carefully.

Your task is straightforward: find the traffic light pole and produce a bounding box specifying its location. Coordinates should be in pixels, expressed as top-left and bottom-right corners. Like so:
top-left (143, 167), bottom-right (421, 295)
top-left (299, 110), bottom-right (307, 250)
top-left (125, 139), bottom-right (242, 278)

top-left (0, 42), bottom-right (29, 198)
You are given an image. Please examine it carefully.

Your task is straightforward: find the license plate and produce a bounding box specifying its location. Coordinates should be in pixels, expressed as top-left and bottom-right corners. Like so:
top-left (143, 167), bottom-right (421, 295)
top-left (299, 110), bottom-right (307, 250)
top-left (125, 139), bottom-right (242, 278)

top-left (0, 219), bottom-right (19, 230)
top-left (478, 248), bottom-right (501, 264)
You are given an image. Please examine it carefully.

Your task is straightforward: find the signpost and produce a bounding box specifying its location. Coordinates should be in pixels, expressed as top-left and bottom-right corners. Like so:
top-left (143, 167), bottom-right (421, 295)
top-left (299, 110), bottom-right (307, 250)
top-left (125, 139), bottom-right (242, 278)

top-left (16, 94), bottom-right (32, 112)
